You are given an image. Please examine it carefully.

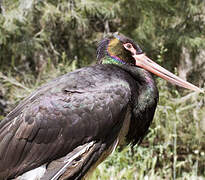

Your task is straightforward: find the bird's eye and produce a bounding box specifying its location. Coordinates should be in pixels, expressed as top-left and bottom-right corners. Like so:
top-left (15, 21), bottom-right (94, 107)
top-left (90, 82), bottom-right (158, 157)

top-left (123, 43), bottom-right (137, 56)
top-left (124, 43), bottom-right (133, 50)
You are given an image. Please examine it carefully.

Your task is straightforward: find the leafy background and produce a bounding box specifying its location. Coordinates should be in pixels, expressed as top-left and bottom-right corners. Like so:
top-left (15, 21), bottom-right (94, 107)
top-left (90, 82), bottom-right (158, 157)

top-left (0, 0), bottom-right (205, 179)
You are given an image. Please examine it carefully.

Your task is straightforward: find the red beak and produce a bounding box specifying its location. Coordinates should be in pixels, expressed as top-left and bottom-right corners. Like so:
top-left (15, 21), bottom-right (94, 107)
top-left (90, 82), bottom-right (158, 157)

top-left (133, 54), bottom-right (203, 93)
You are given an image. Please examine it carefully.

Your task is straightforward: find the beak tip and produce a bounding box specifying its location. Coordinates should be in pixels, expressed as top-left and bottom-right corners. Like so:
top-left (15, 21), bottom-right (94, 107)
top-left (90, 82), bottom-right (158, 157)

top-left (199, 89), bottom-right (204, 93)
top-left (194, 87), bottom-right (204, 93)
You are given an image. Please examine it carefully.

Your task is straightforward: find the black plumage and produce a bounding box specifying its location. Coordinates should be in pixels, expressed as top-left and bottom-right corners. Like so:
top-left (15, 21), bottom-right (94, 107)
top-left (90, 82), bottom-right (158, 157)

top-left (0, 33), bottom-right (200, 180)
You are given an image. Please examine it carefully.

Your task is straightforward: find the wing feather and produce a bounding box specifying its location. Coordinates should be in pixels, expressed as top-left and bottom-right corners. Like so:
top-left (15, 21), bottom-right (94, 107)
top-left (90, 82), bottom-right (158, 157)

top-left (0, 65), bottom-right (133, 179)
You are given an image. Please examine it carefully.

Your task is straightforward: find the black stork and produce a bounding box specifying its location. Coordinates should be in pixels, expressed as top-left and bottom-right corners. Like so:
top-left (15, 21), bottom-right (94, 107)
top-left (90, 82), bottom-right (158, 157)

top-left (0, 33), bottom-right (202, 180)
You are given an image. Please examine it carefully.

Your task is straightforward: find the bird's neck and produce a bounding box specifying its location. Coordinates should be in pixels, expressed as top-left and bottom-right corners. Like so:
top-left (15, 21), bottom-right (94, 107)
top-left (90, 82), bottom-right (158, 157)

top-left (134, 69), bottom-right (158, 114)
top-left (122, 65), bottom-right (158, 110)
top-left (117, 65), bottom-right (159, 145)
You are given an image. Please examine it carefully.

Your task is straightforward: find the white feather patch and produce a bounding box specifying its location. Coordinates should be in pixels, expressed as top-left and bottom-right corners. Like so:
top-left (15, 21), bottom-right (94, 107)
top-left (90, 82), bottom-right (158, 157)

top-left (15, 164), bottom-right (46, 180)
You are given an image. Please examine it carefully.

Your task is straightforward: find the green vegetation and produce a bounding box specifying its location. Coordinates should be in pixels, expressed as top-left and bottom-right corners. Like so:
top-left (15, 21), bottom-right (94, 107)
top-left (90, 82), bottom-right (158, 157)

top-left (0, 0), bottom-right (205, 179)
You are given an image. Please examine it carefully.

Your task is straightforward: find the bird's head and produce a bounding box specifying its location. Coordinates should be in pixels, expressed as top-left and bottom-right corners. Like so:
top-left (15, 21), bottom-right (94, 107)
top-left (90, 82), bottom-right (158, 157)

top-left (97, 33), bottom-right (203, 92)
top-left (97, 33), bottom-right (143, 66)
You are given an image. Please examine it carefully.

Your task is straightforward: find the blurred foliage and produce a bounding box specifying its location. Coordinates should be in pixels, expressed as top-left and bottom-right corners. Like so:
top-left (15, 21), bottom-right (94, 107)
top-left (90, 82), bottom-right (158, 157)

top-left (0, 0), bottom-right (205, 179)
top-left (0, 0), bottom-right (119, 74)
top-left (0, 0), bottom-right (204, 74)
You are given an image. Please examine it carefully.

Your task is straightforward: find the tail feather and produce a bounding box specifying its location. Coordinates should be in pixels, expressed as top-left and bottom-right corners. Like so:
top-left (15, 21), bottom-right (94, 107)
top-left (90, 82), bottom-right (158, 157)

top-left (40, 141), bottom-right (95, 180)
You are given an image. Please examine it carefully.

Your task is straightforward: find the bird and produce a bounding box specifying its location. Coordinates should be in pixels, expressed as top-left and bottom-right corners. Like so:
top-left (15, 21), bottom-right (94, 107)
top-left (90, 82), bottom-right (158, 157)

top-left (0, 33), bottom-right (202, 180)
